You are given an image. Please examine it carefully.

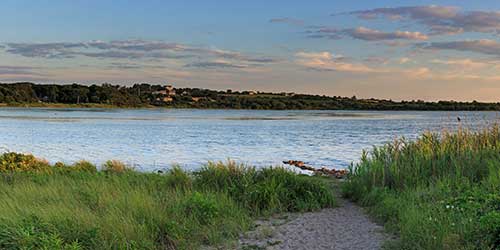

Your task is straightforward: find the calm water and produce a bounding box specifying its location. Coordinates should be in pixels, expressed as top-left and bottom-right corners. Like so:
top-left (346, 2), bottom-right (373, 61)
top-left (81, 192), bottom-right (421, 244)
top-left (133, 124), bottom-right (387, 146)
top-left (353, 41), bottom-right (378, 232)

top-left (0, 108), bottom-right (498, 171)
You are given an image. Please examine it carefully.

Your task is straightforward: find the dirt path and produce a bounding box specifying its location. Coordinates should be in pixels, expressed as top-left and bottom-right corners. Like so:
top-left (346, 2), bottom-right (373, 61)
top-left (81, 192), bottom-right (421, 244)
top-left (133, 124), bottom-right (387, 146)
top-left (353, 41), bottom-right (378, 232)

top-left (238, 198), bottom-right (387, 250)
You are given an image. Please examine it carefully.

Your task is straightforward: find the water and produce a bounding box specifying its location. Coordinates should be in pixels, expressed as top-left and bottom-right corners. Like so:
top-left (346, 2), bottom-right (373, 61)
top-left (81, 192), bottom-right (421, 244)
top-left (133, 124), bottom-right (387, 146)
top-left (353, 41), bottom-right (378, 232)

top-left (0, 108), bottom-right (498, 171)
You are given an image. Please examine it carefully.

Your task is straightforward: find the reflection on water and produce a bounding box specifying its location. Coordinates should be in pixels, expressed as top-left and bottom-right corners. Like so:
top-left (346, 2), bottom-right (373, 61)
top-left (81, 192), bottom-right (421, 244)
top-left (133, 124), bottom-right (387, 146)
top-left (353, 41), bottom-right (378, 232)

top-left (0, 107), bottom-right (497, 171)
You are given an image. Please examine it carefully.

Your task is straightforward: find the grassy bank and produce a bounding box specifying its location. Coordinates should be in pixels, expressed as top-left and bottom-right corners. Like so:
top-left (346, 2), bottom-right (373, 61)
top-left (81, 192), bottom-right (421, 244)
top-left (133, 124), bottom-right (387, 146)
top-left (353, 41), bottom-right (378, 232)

top-left (343, 126), bottom-right (500, 249)
top-left (0, 155), bottom-right (335, 249)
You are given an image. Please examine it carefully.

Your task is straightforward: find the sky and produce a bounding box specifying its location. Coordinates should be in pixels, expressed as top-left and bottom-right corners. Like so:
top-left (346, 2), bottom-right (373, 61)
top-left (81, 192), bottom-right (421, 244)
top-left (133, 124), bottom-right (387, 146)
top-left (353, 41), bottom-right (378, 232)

top-left (0, 1), bottom-right (500, 101)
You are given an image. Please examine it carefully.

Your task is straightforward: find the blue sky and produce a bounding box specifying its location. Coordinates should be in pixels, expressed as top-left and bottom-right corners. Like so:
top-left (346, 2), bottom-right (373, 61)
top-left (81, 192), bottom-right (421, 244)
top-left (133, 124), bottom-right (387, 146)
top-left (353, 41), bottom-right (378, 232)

top-left (1, 1), bottom-right (499, 100)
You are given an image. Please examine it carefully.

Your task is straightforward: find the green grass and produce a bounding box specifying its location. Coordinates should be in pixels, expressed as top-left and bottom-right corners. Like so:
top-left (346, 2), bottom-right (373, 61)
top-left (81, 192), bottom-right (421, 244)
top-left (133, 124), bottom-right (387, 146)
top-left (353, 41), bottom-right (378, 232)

top-left (343, 126), bottom-right (500, 250)
top-left (0, 156), bottom-right (335, 249)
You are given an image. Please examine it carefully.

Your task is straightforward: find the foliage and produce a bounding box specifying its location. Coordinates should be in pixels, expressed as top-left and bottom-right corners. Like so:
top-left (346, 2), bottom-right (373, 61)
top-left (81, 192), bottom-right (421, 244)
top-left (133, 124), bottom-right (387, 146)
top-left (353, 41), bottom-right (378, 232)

top-left (72, 160), bottom-right (98, 173)
top-left (343, 126), bottom-right (500, 250)
top-left (2, 82), bottom-right (500, 110)
top-left (0, 154), bottom-right (335, 249)
top-left (0, 152), bottom-right (51, 173)
top-left (102, 160), bottom-right (132, 173)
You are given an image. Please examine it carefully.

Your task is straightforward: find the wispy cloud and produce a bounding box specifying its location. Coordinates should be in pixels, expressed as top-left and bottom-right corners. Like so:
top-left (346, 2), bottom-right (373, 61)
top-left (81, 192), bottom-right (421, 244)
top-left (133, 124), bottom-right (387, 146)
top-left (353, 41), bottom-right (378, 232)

top-left (347, 27), bottom-right (428, 41)
top-left (347, 6), bottom-right (500, 35)
top-left (419, 39), bottom-right (500, 56)
top-left (269, 17), bottom-right (305, 26)
top-left (4, 40), bottom-right (278, 64)
top-left (295, 51), bottom-right (375, 73)
top-left (431, 58), bottom-right (499, 69)
top-left (307, 27), bottom-right (428, 41)
top-left (0, 65), bottom-right (46, 76)
top-left (185, 61), bottom-right (248, 69)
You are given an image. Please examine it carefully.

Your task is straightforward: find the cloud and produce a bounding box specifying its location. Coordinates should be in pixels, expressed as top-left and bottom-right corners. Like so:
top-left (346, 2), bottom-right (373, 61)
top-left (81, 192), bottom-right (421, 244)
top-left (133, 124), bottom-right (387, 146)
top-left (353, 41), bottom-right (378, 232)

top-left (5, 42), bottom-right (84, 58)
top-left (86, 40), bottom-right (185, 52)
top-left (347, 6), bottom-right (500, 35)
top-left (399, 57), bottom-right (411, 64)
top-left (0, 65), bottom-right (46, 76)
top-left (4, 40), bottom-right (278, 64)
top-left (307, 27), bottom-right (428, 41)
top-left (347, 27), bottom-right (428, 41)
top-left (295, 51), bottom-right (375, 72)
top-left (185, 61), bottom-right (248, 69)
top-left (431, 58), bottom-right (500, 70)
top-left (420, 39), bottom-right (500, 56)
top-left (269, 17), bottom-right (304, 26)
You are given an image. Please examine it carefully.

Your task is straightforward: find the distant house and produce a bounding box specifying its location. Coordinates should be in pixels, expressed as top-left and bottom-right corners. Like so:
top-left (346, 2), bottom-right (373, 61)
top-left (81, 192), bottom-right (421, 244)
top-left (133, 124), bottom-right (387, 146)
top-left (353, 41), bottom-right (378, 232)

top-left (165, 85), bottom-right (176, 96)
top-left (153, 85), bottom-right (176, 96)
top-left (280, 92), bottom-right (295, 97)
top-left (155, 96), bottom-right (173, 102)
top-left (248, 91), bottom-right (257, 96)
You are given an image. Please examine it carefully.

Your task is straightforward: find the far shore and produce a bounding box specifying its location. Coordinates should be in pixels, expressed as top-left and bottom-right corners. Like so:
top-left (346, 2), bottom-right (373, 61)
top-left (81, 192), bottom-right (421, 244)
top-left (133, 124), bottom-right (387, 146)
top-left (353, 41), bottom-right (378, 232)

top-left (2, 102), bottom-right (500, 112)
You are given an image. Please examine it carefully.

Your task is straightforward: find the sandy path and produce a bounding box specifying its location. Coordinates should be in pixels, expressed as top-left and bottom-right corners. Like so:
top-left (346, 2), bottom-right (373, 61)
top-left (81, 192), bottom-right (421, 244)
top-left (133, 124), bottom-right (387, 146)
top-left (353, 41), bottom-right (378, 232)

top-left (238, 198), bottom-right (387, 250)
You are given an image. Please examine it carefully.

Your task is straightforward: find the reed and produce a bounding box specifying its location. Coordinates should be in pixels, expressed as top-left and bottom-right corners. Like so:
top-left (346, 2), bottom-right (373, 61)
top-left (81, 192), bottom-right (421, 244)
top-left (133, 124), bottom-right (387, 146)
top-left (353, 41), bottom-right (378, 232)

top-left (343, 125), bottom-right (500, 249)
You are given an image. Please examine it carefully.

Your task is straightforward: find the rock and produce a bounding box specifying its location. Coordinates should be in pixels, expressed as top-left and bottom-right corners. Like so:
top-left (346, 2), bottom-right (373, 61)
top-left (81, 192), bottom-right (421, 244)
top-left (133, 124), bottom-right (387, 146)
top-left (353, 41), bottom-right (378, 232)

top-left (283, 160), bottom-right (349, 179)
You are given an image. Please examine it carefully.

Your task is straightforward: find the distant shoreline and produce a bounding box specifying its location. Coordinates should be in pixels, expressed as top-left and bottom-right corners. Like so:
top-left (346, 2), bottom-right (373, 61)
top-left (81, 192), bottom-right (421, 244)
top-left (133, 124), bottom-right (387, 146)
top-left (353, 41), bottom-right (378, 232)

top-left (2, 102), bottom-right (500, 111)
top-left (1, 82), bottom-right (500, 111)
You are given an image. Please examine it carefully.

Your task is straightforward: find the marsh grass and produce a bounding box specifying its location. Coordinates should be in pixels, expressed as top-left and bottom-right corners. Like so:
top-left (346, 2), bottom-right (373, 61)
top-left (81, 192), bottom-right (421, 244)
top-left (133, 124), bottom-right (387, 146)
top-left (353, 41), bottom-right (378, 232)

top-left (343, 126), bottom-right (500, 250)
top-left (194, 161), bottom-right (336, 215)
top-left (0, 155), bottom-right (335, 249)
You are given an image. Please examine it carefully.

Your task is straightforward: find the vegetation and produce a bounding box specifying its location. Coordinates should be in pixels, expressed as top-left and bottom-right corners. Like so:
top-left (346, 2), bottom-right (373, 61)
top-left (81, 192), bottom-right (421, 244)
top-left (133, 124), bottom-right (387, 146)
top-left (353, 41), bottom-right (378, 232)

top-left (0, 154), bottom-right (335, 250)
top-left (343, 126), bottom-right (500, 250)
top-left (2, 82), bottom-right (500, 110)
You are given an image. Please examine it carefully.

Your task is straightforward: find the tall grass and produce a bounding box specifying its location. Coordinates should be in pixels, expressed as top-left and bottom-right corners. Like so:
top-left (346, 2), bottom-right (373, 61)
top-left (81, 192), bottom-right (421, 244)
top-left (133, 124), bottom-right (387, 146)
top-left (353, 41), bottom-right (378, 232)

top-left (343, 126), bottom-right (500, 250)
top-left (0, 155), bottom-right (335, 249)
top-left (194, 161), bottom-right (336, 215)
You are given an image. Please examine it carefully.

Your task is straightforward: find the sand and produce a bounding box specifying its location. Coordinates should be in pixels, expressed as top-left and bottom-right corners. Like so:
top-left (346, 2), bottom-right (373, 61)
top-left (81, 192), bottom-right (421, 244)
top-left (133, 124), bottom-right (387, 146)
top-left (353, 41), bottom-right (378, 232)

top-left (237, 198), bottom-right (387, 250)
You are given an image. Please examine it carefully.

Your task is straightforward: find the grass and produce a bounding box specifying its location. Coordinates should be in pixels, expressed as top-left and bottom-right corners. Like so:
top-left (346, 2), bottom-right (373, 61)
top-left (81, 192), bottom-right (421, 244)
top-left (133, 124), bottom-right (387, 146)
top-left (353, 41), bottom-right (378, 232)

top-left (342, 126), bottom-right (500, 250)
top-left (0, 155), bottom-right (335, 249)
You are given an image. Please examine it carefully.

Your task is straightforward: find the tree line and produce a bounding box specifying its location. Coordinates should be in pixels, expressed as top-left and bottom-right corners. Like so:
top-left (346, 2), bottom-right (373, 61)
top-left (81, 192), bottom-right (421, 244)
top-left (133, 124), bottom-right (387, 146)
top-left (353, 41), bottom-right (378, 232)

top-left (1, 82), bottom-right (500, 110)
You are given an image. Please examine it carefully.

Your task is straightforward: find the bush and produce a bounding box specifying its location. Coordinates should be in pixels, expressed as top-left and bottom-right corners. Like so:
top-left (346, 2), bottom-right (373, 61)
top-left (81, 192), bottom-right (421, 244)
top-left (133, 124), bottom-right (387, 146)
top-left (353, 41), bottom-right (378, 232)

top-left (72, 160), bottom-right (97, 173)
top-left (0, 152), bottom-right (51, 173)
top-left (479, 211), bottom-right (500, 248)
top-left (164, 166), bottom-right (192, 190)
top-left (183, 192), bottom-right (221, 225)
top-left (102, 160), bottom-right (132, 173)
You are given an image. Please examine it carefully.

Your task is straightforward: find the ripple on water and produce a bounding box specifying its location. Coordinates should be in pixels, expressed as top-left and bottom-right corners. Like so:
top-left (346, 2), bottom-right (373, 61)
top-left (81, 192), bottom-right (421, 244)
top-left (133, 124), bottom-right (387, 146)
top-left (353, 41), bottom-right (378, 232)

top-left (0, 108), bottom-right (495, 170)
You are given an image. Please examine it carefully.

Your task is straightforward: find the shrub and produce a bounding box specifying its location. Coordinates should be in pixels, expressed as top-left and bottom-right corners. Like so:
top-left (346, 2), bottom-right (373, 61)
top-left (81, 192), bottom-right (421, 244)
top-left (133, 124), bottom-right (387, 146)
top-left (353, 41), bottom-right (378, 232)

top-left (0, 152), bottom-right (51, 173)
top-left (182, 192), bottom-right (221, 225)
top-left (72, 160), bottom-right (97, 173)
top-left (102, 160), bottom-right (132, 173)
top-left (479, 211), bottom-right (500, 248)
top-left (165, 166), bottom-right (192, 190)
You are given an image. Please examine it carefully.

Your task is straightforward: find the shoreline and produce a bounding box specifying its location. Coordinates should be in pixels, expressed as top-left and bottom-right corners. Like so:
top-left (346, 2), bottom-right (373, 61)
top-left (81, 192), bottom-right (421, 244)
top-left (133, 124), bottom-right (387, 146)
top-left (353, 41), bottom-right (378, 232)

top-left (2, 102), bottom-right (500, 112)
